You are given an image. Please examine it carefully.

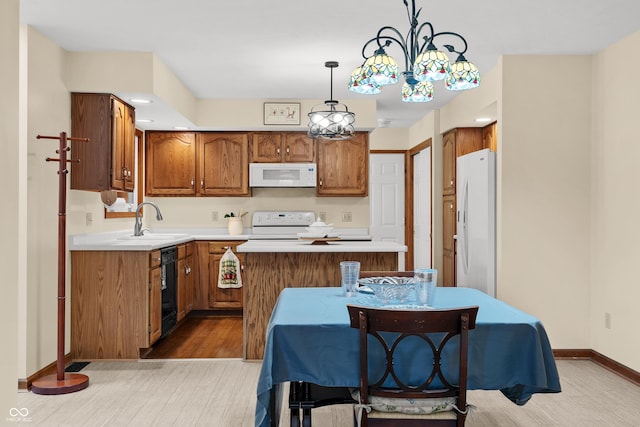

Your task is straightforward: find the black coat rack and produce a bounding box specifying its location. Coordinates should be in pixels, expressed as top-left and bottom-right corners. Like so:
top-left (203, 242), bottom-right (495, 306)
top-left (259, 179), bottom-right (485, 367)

top-left (31, 131), bottom-right (90, 395)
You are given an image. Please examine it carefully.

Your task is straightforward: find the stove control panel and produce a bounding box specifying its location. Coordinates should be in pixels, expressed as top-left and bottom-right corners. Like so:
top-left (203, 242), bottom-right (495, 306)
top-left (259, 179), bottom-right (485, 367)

top-left (252, 211), bottom-right (316, 227)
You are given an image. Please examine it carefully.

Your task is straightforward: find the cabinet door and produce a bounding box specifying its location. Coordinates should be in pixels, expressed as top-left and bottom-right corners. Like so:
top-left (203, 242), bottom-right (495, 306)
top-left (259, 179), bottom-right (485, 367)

top-left (317, 132), bottom-right (368, 196)
top-left (283, 133), bottom-right (315, 162)
top-left (123, 104), bottom-right (136, 191)
top-left (482, 122), bottom-right (497, 152)
top-left (70, 93), bottom-right (115, 191)
top-left (177, 257), bottom-right (188, 322)
top-left (185, 253), bottom-right (195, 313)
top-left (177, 249), bottom-right (195, 321)
top-left (251, 133), bottom-right (283, 162)
top-left (208, 241), bottom-right (244, 309)
top-left (111, 98), bottom-right (127, 190)
top-left (209, 253), bottom-right (244, 309)
top-left (442, 130), bottom-right (456, 196)
top-left (146, 132), bottom-right (196, 195)
top-left (149, 266), bottom-right (162, 344)
top-left (442, 195), bottom-right (456, 287)
top-left (455, 128), bottom-right (483, 157)
top-left (198, 133), bottom-right (249, 196)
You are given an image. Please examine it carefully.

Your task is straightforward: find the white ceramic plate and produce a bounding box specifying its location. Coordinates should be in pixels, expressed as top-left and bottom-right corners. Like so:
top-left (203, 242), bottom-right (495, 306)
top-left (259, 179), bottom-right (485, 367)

top-left (297, 232), bottom-right (340, 239)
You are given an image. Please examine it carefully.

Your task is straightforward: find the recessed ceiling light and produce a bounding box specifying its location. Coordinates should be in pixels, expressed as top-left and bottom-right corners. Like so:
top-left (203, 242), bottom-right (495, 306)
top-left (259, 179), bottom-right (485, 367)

top-left (130, 98), bottom-right (152, 104)
top-left (475, 117), bottom-right (492, 123)
top-left (173, 126), bottom-right (189, 130)
top-left (136, 119), bottom-right (154, 123)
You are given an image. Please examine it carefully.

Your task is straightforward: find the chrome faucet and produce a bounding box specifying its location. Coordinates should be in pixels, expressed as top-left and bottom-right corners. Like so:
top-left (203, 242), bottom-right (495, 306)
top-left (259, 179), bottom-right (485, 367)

top-left (134, 202), bottom-right (164, 236)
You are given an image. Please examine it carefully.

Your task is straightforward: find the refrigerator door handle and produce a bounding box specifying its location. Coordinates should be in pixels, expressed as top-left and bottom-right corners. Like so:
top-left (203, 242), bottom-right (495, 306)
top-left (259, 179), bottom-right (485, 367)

top-left (461, 180), bottom-right (469, 274)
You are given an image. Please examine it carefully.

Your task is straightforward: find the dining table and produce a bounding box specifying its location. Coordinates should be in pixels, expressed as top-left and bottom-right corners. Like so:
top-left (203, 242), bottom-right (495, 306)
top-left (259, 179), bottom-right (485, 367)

top-left (255, 286), bottom-right (561, 427)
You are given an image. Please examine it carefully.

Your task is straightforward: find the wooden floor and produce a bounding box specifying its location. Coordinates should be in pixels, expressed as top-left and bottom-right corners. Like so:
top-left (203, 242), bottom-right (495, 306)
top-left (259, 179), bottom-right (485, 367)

top-left (143, 314), bottom-right (243, 359)
top-left (16, 359), bottom-right (640, 426)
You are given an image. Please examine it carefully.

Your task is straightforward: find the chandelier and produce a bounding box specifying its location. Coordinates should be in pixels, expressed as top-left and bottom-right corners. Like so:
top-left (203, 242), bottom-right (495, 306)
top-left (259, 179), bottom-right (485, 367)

top-left (308, 61), bottom-right (356, 140)
top-left (348, 0), bottom-right (480, 103)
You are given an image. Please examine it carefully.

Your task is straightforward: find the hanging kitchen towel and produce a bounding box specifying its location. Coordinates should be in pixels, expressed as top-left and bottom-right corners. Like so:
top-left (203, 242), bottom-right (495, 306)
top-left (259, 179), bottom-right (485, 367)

top-left (218, 248), bottom-right (242, 288)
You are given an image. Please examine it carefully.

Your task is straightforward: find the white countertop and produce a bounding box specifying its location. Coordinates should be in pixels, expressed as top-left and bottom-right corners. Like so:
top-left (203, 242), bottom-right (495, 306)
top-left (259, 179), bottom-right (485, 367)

top-left (69, 228), bottom-right (372, 251)
top-left (236, 240), bottom-right (407, 253)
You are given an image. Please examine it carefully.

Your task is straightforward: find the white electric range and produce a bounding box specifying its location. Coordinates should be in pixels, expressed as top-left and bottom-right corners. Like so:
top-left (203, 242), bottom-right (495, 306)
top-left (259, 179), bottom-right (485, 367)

top-left (248, 211), bottom-right (371, 241)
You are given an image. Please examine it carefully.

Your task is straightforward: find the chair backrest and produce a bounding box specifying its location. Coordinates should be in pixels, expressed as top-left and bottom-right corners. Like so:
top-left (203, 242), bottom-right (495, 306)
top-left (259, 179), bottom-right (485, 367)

top-left (346, 305), bottom-right (479, 412)
top-left (359, 271), bottom-right (414, 278)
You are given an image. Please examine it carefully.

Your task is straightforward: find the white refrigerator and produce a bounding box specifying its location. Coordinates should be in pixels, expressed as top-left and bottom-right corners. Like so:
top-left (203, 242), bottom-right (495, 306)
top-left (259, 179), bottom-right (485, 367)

top-left (455, 148), bottom-right (496, 297)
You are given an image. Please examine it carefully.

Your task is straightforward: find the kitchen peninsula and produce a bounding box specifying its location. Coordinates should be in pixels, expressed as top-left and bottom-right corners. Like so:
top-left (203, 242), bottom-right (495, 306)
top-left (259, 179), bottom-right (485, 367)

top-left (237, 240), bottom-right (407, 359)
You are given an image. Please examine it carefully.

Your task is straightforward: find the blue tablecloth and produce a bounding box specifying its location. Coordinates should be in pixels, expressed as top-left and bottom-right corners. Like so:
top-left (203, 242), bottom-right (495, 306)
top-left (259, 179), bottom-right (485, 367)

top-left (255, 287), bottom-right (561, 427)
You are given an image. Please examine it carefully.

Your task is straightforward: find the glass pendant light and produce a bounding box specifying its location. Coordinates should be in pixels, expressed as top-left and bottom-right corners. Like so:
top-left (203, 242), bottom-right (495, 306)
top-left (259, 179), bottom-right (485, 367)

top-left (362, 47), bottom-right (399, 86)
top-left (402, 81), bottom-right (434, 102)
top-left (413, 44), bottom-right (451, 82)
top-left (445, 55), bottom-right (480, 91)
top-left (308, 61), bottom-right (356, 140)
top-left (348, 65), bottom-right (381, 95)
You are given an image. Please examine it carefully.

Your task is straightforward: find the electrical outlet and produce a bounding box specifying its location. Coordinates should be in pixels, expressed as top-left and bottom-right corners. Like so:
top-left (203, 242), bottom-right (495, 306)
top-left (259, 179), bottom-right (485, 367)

top-left (319, 212), bottom-right (327, 222)
top-left (85, 212), bottom-right (93, 226)
top-left (342, 211), bottom-right (352, 222)
top-left (211, 211), bottom-right (219, 222)
top-left (605, 312), bottom-right (611, 329)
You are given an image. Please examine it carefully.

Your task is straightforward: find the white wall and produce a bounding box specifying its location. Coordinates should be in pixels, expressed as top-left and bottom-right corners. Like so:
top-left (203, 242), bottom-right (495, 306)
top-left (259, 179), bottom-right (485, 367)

top-left (591, 31), bottom-right (640, 370)
top-left (23, 27), bottom-right (73, 378)
top-left (499, 55), bottom-right (592, 349)
top-left (1, 0), bottom-right (21, 412)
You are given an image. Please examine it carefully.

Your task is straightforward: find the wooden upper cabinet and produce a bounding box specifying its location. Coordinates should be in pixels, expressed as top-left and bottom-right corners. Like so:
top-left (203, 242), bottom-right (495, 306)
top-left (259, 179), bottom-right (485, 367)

top-left (251, 133), bottom-right (283, 162)
top-left (146, 132), bottom-right (197, 196)
top-left (251, 132), bottom-right (315, 163)
top-left (442, 130), bottom-right (456, 196)
top-left (146, 131), bottom-right (249, 197)
top-left (454, 128), bottom-right (483, 158)
top-left (283, 133), bottom-right (315, 162)
top-left (482, 122), bottom-right (497, 152)
top-left (197, 132), bottom-right (250, 196)
top-left (70, 93), bottom-right (135, 191)
top-left (316, 132), bottom-right (368, 196)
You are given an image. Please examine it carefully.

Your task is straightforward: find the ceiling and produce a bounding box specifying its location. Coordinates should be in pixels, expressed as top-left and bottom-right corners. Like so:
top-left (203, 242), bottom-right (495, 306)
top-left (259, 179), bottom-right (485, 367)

top-left (19, 0), bottom-right (640, 130)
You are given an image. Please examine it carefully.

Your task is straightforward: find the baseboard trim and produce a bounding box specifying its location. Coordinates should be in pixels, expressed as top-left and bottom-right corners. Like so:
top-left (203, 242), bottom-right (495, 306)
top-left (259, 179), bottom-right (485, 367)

top-left (554, 349), bottom-right (640, 386)
top-left (20, 349), bottom-right (639, 390)
top-left (18, 353), bottom-right (73, 390)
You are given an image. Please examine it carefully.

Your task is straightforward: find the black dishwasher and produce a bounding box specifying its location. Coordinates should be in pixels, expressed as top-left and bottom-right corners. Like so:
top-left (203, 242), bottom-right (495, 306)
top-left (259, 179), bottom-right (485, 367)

top-left (160, 246), bottom-right (178, 338)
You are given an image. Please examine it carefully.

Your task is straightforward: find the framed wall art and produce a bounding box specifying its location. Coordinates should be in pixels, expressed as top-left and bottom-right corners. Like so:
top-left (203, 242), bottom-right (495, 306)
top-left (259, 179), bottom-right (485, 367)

top-left (263, 102), bottom-right (301, 125)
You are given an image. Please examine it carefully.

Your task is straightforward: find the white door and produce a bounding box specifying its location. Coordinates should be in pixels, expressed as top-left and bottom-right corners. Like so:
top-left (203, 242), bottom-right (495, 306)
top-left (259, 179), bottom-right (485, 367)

top-left (413, 147), bottom-right (431, 269)
top-left (369, 154), bottom-right (405, 269)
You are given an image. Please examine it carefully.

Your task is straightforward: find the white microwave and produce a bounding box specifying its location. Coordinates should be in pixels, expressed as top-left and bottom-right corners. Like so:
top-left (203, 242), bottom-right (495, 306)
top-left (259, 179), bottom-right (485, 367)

top-left (249, 163), bottom-right (317, 188)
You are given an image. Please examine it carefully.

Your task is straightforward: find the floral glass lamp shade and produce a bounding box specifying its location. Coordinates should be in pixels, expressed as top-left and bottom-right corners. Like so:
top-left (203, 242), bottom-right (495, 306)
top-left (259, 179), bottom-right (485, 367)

top-left (413, 46), bottom-right (451, 82)
top-left (348, 66), bottom-right (381, 95)
top-left (402, 80), bottom-right (434, 103)
top-left (445, 55), bottom-right (481, 91)
top-left (362, 47), bottom-right (399, 86)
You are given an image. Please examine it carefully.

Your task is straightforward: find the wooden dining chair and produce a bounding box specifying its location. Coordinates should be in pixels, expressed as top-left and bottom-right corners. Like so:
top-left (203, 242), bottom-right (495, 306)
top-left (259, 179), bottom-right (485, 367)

top-left (359, 271), bottom-right (414, 278)
top-left (346, 305), bottom-right (479, 427)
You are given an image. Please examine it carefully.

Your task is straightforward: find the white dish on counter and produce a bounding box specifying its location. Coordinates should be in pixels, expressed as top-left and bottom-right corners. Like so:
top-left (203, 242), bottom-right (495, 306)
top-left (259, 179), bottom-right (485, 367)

top-left (297, 232), bottom-right (340, 239)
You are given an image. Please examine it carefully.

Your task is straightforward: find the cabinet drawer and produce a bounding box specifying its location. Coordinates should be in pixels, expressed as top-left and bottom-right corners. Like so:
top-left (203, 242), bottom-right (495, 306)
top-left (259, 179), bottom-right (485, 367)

top-left (178, 242), bottom-right (195, 259)
top-left (208, 241), bottom-right (245, 254)
top-left (149, 250), bottom-right (161, 269)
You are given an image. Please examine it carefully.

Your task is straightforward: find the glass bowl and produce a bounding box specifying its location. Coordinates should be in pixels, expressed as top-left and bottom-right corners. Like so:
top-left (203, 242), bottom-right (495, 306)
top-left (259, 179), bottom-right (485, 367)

top-left (358, 276), bottom-right (415, 304)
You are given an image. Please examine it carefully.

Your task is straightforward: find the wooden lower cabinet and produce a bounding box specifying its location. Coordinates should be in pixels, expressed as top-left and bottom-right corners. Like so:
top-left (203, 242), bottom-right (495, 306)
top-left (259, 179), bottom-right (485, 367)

top-left (209, 241), bottom-right (244, 309)
top-left (243, 251), bottom-right (398, 359)
top-left (71, 250), bottom-right (163, 359)
top-left (177, 242), bottom-right (195, 322)
top-left (149, 263), bottom-right (162, 344)
top-left (195, 241), bottom-right (245, 310)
